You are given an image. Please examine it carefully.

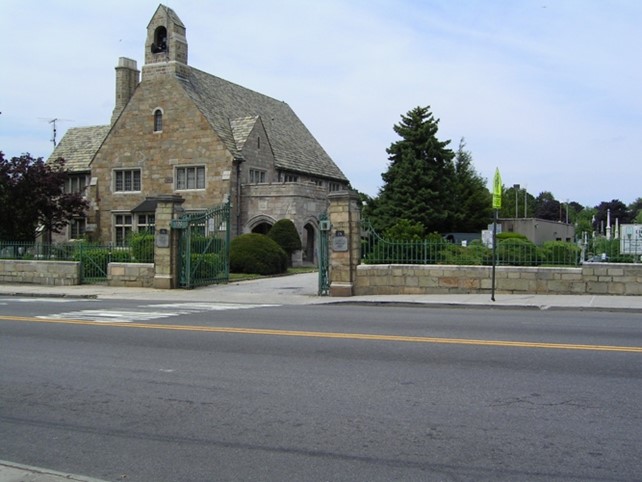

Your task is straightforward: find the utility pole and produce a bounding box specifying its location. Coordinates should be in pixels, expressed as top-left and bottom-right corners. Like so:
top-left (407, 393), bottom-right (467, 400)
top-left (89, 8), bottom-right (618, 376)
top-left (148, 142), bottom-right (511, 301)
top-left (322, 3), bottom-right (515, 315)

top-left (513, 184), bottom-right (520, 218)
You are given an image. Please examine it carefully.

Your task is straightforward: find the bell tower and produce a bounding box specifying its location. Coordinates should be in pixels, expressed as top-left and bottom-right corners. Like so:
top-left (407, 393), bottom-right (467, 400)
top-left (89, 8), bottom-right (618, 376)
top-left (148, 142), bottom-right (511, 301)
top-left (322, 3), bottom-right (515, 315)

top-left (142, 5), bottom-right (189, 80)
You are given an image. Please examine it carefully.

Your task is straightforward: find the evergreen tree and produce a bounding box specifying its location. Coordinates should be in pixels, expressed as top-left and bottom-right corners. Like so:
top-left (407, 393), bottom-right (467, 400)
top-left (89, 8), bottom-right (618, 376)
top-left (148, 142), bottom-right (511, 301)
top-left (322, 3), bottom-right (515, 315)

top-left (370, 106), bottom-right (456, 233)
top-left (453, 139), bottom-right (492, 231)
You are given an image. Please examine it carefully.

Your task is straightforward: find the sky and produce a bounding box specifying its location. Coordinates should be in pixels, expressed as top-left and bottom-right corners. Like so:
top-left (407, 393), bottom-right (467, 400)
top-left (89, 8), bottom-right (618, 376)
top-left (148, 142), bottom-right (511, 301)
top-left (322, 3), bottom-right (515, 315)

top-left (1, 0), bottom-right (640, 208)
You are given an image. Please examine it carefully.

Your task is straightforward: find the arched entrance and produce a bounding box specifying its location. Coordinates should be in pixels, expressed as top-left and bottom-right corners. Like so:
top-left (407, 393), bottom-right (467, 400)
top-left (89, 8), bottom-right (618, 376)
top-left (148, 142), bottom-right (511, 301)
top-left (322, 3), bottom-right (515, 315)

top-left (303, 223), bottom-right (316, 264)
top-left (251, 222), bottom-right (272, 234)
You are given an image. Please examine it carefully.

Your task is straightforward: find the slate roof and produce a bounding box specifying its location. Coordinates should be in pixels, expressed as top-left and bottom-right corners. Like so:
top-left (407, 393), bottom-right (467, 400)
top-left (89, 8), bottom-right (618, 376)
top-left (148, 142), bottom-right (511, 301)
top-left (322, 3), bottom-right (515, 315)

top-left (180, 67), bottom-right (348, 182)
top-left (47, 125), bottom-right (110, 171)
top-left (230, 115), bottom-right (259, 152)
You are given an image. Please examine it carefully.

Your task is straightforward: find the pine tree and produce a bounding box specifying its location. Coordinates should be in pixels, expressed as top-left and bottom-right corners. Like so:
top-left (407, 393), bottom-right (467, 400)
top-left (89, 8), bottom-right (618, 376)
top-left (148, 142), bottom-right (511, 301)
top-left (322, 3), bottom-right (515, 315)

top-left (370, 106), bottom-right (456, 233)
top-left (453, 139), bottom-right (492, 232)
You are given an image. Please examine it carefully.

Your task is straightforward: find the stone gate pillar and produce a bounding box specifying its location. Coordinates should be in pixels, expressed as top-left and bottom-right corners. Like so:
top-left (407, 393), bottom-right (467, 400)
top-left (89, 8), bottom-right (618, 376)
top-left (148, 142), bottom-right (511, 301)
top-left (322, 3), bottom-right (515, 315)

top-left (153, 195), bottom-right (184, 289)
top-left (328, 190), bottom-right (361, 297)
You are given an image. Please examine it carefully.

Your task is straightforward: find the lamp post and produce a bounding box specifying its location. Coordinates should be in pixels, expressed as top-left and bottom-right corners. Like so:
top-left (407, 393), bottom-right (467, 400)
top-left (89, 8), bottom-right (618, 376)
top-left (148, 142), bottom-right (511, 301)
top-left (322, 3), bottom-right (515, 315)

top-left (513, 184), bottom-right (520, 218)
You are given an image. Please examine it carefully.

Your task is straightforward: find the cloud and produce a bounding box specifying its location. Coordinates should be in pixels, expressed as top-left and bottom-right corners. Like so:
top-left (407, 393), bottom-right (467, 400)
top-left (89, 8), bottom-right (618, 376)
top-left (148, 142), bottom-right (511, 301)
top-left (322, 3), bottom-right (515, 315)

top-left (1, 0), bottom-right (640, 206)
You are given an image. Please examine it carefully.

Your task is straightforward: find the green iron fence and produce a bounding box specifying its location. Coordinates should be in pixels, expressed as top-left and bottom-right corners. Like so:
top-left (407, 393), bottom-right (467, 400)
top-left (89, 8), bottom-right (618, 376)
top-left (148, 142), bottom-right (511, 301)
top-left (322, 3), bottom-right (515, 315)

top-left (0, 239), bottom-right (154, 284)
top-left (360, 220), bottom-right (638, 267)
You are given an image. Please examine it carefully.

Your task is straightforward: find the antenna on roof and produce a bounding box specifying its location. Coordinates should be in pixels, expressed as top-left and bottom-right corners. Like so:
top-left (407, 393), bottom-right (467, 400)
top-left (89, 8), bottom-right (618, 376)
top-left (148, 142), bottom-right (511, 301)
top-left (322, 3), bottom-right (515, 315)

top-left (39, 118), bottom-right (73, 147)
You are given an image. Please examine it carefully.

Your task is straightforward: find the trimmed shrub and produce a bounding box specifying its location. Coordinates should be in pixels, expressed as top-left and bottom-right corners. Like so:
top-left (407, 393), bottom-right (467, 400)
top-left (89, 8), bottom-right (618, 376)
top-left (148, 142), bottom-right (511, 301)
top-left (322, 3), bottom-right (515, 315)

top-left (190, 253), bottom-right (222, 279)
top-left (542, 241), bottom-right (580, 266)
top-left (75, 246), bottom-right (132, 276)
top-left (267, 219), bottom-right (302, 263)
top-left (130, 232), bottom-right (154, 262)
top-left (496, 238), bottom-right (541, 266)
top-left (191, 233), bottom-right (224, 254)
top-left (496, 232), bottom-right (529, 241)
top-left (230, 233), bottom-right (287, 275)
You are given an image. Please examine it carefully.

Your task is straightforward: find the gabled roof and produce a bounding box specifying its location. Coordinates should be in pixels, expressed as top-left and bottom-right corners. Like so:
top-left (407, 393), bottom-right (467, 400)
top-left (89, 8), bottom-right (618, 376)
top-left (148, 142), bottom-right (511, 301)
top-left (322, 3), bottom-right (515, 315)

top-left (47, 125), bottom-right (110, 171)
top-left (230, 115), bottom-right (260, 152)
top-left (179, 67), bottom-right (348, 182)
top-left (148, 4), bottom-right (184, 29)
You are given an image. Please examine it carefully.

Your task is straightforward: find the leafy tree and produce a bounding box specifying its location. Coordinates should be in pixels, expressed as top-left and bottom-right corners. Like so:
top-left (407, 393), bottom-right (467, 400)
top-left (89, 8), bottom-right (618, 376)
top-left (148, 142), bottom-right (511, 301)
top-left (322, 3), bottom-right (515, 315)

top-left (575, 206), bottom-right (597, 235)
top-left (500, 185), bottom-right (537, 219)
top-left (368, 106), bottom-right (456, 233)
top-left (0, 152), bottom-right (89, 241)
top-left (628, 198), bottom-right (642, 223)
top-left (594, 199), bottom-right (631, 233)
top-left (452, 139), bottom-right (492, 231)
top-left (534, 191), bottom-right (561, 221)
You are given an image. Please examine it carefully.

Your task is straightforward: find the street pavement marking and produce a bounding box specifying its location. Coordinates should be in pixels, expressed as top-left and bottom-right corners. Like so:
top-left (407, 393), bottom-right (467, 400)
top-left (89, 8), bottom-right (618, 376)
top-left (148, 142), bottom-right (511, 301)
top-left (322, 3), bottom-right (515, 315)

top-left (30, 303), bottom-right (280, 323)
top-left (1, 315), bottom-right (642, 353)
top-left (144, 302), bottom-right (280, 311)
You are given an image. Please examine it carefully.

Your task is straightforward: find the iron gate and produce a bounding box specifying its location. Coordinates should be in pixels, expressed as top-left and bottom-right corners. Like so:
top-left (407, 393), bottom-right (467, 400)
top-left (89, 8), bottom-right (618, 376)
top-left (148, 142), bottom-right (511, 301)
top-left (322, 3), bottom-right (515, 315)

top-left (171, 202), bottom-right (230, 288)
top-left (317, 213), bottom-right (330, 295)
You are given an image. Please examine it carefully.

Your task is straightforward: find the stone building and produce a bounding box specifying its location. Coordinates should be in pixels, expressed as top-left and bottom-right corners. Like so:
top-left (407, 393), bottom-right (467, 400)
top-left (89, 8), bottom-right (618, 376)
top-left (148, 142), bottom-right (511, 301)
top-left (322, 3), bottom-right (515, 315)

top-left (49, 4), bottom-right (349, 263)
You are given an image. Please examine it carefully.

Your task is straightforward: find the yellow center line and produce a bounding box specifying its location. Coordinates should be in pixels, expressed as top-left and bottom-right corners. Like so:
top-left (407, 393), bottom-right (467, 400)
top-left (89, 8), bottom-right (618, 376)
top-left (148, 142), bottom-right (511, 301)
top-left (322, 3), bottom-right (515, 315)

top-left (2, 315), bottom-right (641, 353)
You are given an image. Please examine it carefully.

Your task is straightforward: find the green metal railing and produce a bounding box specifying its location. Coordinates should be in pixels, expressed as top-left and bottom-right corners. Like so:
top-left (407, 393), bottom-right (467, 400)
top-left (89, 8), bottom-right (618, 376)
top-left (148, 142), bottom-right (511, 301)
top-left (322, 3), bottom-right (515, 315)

top-left (360, 221), bottom-right (640, 267)
top-left (0, 240), bottom-right (154, 283)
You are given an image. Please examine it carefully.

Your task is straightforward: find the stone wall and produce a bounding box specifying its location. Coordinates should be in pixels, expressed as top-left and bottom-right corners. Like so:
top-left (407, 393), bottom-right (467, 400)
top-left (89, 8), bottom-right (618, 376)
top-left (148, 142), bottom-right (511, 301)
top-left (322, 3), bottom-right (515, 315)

top-left (108, 263), bottom-right (155, 288)
top-left (89, 74), bottom-right (233, 244)
top-left (327, 192), bottom-right (642, 297)
top-left (0, 260), bottom-right (80, 286)
top-left (353, 263), bottom-right (642, 296)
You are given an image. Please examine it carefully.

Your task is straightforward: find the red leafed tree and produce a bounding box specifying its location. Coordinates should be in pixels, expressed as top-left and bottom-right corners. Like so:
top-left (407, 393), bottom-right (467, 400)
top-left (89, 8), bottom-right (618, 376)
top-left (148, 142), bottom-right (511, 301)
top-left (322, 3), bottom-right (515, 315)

top-left (0, 152), bottom-right (89, 241)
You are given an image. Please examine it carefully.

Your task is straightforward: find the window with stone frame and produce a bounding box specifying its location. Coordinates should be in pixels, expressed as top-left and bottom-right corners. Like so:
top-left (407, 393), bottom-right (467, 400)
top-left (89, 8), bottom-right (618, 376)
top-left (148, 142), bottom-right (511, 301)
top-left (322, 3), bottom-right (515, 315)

top-left (176, 166), bottom-right (205, 190)
top-left (114, 214), bottom-right (133, 245)
top-left (249, 169), bottom-right (266, 184)
top-left (114, 169), bottom-right (142, 192)
top-left (329, 182), bottom-right (342, 192)
top-left (70, 218), bottom-right (86, 240)
top-left (153, 109), bottom-right (163, 132)
top-left (284, 174), bottom-right (298, 183)
top-left (137, 214), bottom-right (155, 234)
top-left (66, 174), bottom-right (88, 194)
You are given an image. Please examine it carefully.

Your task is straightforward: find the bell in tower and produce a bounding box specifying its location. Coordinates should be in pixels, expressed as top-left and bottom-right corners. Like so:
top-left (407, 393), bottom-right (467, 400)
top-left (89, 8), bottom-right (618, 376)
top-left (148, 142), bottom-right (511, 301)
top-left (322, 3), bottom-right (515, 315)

top-left (143, 4), bottom-right (188, 79)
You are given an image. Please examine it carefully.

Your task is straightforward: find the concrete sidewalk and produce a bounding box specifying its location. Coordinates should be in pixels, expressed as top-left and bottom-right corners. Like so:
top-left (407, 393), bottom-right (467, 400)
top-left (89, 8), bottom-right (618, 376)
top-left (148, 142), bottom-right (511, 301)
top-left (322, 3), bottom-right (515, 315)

top-left (0, 460), bottom-right (109, 482)
top-left (1, 272), bottom-right (642, 312)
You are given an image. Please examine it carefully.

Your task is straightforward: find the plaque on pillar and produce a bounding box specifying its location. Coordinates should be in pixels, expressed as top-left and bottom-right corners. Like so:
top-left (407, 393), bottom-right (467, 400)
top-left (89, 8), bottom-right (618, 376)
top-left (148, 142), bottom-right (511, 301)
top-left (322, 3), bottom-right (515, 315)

top-left (332, 230), bottom-right (348, 252)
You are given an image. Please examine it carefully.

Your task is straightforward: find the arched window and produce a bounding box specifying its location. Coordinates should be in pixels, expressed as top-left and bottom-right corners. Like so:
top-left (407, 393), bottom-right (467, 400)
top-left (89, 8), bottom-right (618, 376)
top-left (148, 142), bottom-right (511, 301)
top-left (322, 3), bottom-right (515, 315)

top-left (151, 26), bottom-right (167, 53)
top-left (153, 109), bottom-right (163, 132)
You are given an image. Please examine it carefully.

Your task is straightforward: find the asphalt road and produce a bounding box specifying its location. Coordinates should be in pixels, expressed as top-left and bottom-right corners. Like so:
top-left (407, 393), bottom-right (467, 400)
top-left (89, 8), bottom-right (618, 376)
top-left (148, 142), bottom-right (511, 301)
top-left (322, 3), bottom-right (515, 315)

top-left (1, 297), bottom-right (641, 481)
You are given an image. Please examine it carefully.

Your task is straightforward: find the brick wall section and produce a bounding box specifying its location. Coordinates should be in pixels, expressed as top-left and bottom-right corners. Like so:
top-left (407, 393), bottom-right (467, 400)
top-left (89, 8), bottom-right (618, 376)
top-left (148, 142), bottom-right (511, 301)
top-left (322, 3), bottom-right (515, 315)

top-left (0, 260), bottom-right (80, 286)
top-left (354, 263), bottom-right (642, 296)
top-left (108, 263), bottom-right (155, 288)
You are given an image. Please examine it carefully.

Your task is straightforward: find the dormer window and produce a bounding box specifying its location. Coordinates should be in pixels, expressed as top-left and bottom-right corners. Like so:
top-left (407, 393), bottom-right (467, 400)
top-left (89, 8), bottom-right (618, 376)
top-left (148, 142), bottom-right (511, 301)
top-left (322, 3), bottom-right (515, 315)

top-left (151, 26), bottom-right (167, 53)
top-left (153, 109), bottom-right (163, 132)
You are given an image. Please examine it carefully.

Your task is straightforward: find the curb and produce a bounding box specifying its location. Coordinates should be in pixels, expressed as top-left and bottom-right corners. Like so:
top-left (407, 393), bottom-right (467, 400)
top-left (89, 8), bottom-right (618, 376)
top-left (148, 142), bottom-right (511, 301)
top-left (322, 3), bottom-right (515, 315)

top-left (0, 460), bottom-right (109, 482)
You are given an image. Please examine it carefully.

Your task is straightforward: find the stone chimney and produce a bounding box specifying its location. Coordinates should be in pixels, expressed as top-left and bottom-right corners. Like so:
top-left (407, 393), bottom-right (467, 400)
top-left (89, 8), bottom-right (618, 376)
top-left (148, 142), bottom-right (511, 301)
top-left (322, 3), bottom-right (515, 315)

top-left (111, 57), bottom-right (140, 124)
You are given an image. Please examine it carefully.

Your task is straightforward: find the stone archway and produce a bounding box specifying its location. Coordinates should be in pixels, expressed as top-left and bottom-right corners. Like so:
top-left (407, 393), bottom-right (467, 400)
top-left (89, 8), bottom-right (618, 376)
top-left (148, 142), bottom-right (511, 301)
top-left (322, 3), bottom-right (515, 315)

top-left (251, 222), bottom-right (272, 234)
top-left (246, 215), bottom-right (276, 235)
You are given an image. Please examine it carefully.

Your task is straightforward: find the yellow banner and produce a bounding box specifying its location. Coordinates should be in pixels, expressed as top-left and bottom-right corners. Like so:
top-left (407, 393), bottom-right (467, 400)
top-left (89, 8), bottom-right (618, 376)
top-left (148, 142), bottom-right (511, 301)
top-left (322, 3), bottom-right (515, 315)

top-left (492, 167), bottom-right (502, 209)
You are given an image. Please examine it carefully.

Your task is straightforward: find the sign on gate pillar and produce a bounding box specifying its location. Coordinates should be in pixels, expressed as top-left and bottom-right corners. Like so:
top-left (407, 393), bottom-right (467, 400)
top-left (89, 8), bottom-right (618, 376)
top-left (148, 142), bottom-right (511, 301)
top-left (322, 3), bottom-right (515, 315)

top-left (327, 191), bottom-right (361, 297)
top-left (152, 195), bottom-right (184, 289)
